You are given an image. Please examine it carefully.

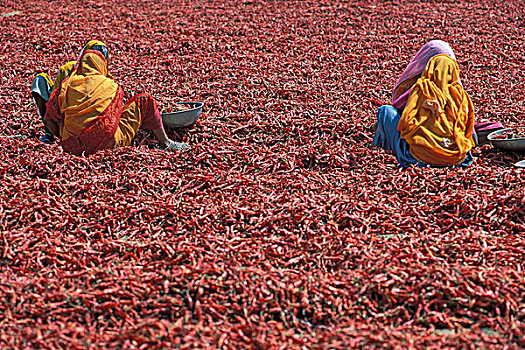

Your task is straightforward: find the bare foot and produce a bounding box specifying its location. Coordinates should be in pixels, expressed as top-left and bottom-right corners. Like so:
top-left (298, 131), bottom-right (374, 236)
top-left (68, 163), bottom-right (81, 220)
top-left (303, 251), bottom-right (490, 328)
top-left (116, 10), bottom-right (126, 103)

top-left (160, 139), bottom-right (189, 151)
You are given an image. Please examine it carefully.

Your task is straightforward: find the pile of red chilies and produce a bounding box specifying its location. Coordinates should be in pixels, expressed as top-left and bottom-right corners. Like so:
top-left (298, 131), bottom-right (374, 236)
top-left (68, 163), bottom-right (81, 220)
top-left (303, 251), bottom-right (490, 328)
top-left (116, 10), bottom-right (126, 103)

top-left (0, 0), bottom-right (524, 348)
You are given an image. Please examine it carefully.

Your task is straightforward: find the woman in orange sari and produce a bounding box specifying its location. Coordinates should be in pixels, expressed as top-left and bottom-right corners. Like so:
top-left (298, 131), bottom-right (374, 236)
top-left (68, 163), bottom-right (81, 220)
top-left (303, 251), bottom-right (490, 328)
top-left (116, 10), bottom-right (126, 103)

top-left (43, 41), bottom-right (186, 155)
top-left (396, 54), bottom-right (475, 166)
top-left (370, 42), bottom-right (475, 167)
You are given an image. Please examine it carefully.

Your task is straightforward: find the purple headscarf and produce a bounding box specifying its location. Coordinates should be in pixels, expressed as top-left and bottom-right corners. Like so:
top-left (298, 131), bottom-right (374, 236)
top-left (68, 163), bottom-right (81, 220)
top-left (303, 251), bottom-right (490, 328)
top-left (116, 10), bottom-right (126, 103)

top-left (392, 40), bottom-right (457, 110)
top-left (390, 40), bottom-right (504, 136)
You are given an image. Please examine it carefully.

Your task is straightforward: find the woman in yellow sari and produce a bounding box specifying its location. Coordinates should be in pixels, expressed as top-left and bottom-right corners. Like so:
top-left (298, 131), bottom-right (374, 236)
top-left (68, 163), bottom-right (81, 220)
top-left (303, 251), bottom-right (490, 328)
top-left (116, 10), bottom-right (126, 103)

top-left (397, 54), bottom-right (475, 166)
top-left (42, 41), bottom-right (186, 154)
top-left (371, 48), bottom-right (475, 167)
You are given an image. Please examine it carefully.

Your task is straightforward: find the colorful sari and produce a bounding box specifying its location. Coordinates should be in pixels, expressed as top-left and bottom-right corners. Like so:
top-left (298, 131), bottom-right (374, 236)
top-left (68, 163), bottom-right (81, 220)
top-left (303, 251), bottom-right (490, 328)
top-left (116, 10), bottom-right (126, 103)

top-left (74, 40), bottom-right (114, 80)
top-left (46, 50), bottom-right (123, 155)
top-left (51, 61), bottom-right (76, 93)
top-left (45, 41), bottom-right (163, 155)
top-left (397, 54), bottom-right (475, 166)
top-left (32, 61), bottom-right (75, 104)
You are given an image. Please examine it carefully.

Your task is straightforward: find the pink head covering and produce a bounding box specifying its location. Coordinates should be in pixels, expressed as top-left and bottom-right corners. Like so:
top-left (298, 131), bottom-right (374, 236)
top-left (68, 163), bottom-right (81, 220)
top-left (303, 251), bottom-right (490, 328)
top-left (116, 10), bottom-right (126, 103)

top-left (392, 40), bottom-right (458, 110)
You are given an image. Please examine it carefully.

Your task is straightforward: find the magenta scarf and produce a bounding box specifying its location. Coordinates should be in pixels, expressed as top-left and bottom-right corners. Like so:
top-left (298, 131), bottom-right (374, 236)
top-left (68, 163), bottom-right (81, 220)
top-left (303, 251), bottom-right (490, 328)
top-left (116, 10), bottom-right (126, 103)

top-left (392, 40), bottom-right (458, 110)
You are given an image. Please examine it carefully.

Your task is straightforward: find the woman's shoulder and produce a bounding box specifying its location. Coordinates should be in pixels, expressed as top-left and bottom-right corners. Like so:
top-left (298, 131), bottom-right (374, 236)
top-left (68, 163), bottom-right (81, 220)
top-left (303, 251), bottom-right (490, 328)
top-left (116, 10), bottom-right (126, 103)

top-left (60, 61), bottom-right (76, 73)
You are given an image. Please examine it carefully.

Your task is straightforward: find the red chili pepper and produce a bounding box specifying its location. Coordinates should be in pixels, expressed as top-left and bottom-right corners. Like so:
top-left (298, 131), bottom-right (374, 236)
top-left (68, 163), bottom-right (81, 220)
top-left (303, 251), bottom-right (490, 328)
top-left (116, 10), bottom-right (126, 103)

top-left (2, 0), bottom-right (525, 348)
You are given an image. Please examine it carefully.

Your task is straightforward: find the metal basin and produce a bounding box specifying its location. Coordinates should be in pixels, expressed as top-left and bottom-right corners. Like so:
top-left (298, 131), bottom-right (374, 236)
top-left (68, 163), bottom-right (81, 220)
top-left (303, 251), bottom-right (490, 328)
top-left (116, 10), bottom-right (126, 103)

top-left (487, 127), bottom-right (525, 153)
top-left (161, 101), bottom-right (203, 128)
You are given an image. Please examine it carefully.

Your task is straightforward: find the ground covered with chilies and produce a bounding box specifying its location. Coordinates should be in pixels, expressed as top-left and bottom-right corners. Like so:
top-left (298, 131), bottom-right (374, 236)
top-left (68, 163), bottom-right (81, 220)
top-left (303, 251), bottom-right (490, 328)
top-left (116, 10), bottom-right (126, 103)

top-left (1, 0), bottom-right (524, 348)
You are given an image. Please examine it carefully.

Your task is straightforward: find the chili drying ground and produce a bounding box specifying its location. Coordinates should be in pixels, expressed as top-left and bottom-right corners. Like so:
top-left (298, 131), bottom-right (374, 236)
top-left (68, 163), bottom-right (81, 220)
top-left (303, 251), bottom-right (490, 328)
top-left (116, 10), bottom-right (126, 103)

top-left (1, 0), bottom-right (524, 348)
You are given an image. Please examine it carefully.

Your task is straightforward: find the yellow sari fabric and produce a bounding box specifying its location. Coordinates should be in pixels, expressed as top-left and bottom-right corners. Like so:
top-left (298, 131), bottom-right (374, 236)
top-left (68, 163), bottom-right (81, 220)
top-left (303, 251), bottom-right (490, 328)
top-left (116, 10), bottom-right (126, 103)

top-left (51, 61), bottom-right (76, 93)
top-left (398, 54), bottom-right (475, 166)
top-left (113, 100), bottom-right (142, 147)
top-left (57, 51), bottom-right (118, 141)
top-left (77, 40), bottom-right (114, 79)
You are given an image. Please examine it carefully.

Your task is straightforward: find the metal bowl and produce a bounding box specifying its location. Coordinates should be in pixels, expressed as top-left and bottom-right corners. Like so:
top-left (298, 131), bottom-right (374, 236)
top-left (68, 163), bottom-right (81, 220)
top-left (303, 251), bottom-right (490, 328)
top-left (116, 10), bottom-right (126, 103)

top-left (161, 101), bottom-right (203, 128)
top-left (487, 127), bottom-right (525, 153)
top-left (515, 160), bottom-right (525, 168)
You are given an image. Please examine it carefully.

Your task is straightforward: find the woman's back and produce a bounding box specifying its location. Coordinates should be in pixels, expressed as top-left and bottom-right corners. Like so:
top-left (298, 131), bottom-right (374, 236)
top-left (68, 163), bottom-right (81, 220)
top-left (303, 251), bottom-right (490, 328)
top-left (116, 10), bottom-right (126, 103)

top-left (58, 51), bottom-right (118, 140)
